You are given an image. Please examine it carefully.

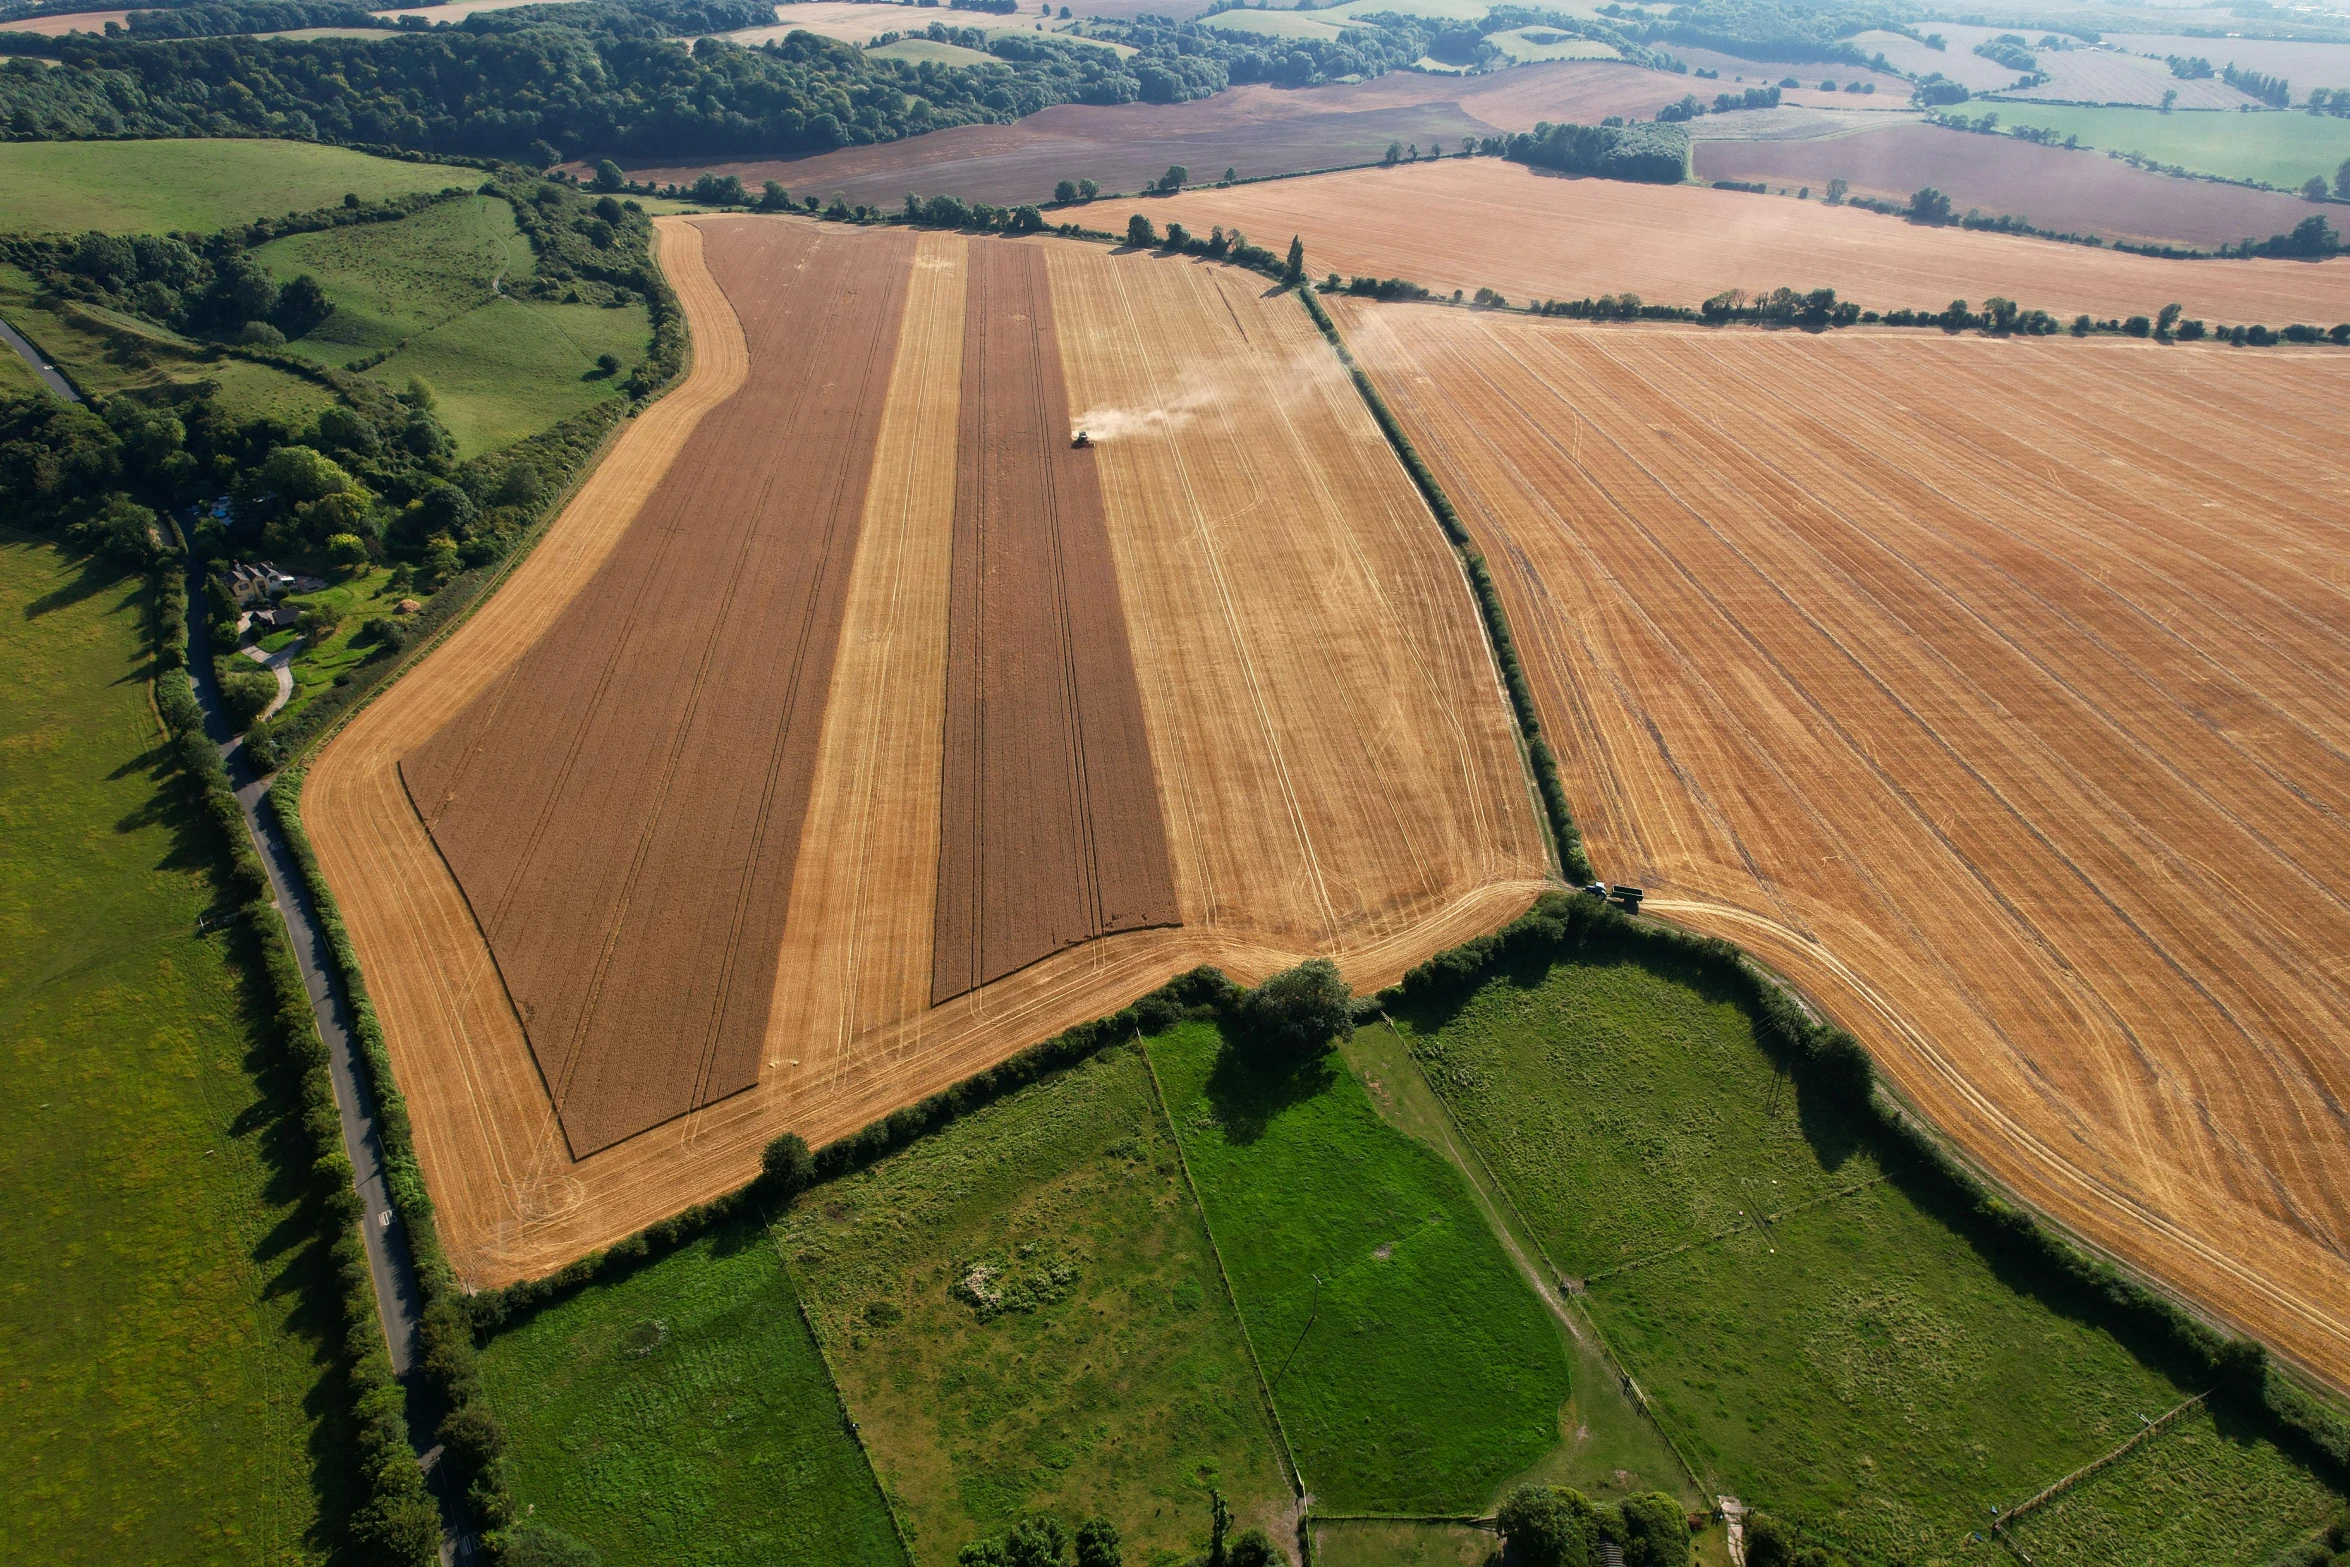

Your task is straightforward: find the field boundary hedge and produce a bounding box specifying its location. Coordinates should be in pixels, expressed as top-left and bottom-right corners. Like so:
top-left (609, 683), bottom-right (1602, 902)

top-left (1296, 282), bottom-right (1593, 882)
top-left (146, 562), bottom-right (441, 1565)
top-left (1379, 889), bottom-right (2350, 1493)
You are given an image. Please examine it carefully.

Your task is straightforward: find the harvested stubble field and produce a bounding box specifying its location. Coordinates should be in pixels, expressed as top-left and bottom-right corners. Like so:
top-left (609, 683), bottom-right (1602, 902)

top-left (606, 61), bottom-right (1692, 209)
top-left (1335, 299), bottom-right (2350, 1388)
top-left (1693, 123), bottom-right (2327, 251)
top-left (304, 217), bottom-right (1548, 1284)
top-left (1153, 158), bottom-right (2350, 319)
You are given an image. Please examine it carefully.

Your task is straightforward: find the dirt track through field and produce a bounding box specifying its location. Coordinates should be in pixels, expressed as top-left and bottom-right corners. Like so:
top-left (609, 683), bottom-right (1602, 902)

top-left (400, 220), bottom-right (913, 1156)
top-left (305, 223), bottom-right (1549, 1284)
top-left (1339, 300), bottom-right (2350, 1387)
top-left (932, 239), bottom-right (1178, 1003)
top-left (1153, 159), bottom-right (2350, 326)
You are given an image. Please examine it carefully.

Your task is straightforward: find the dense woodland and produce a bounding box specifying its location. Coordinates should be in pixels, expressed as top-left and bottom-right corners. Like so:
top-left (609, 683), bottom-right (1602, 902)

top-left (0, 0), bottom-right (1488, 161)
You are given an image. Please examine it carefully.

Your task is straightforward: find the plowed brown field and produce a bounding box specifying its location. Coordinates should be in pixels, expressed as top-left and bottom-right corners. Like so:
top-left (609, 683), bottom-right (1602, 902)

top-left (1151, 159), bottom-right (2350, 326)
top-left (303, 221), bottom-right (1549, 1284)
top-left (932, 239), bottom-right (1178, 1003)
top-left (1695, 123), bottom-right (2323, 250)
top-left (1336, 299), bottom-right (2350, 1387)
top-left (399, 220), bottom-right (913, 1156)
top-left (604, 62), bottom-right (1693, 210)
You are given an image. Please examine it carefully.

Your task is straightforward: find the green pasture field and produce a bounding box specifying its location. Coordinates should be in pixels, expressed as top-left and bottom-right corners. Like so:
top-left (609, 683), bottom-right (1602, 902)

top-left (475, 1219), bottom-right (907, 1567)
top-left (0, 533), bottom-right (353, 1565)
top-left (1393, 945), bottom-right (2345, 1564)
top-left (1340, 1021), bottom-right (1695, 1505)
top-left (866, 35), bottom-right (996, 65)
top-left (776, 1044), bottom-right (1293, 1564)
top-left (0, 138), bottom-right (466, 236)
top-left (367, 294), bottom-right (644, 454)
top-left (2005, 1399), bottom-right (2338, 1566)
top-left (0, 262), bottom-right (340, 426)
top-left (1988, 104), bottom-right (2350, 189)
top-left (253, 196), bottom-right (523, 357)
top-left (1485, 26), bottom-right (1617, 61)
top-left (1201, 7), bottom-right (1355, 41)
top-left (1148, 1020), bottom-right (1571, 1515)
top-left (253, 194), bottom-right (648, 454)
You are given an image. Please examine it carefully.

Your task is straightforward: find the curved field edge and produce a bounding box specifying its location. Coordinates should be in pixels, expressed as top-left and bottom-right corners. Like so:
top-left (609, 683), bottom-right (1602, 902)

top-left (1383, 933), bottom-right (2342, 1562)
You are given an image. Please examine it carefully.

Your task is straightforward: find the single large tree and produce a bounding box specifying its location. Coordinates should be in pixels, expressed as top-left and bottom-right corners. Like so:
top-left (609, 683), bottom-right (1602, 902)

top-left (1284, 234), bottom-right (1305, 284)
top-left (1234, 958), bottom-right (1352, 1058)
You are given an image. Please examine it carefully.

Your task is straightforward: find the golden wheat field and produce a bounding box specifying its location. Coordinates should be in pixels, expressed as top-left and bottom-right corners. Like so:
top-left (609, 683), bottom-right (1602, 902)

top-left (1152, 159), bottom-right (2350, 327)
top-left (1336, 298), bottom-right (2350, 1387)
top-left (302, 221), bottom-right (1549, 1284)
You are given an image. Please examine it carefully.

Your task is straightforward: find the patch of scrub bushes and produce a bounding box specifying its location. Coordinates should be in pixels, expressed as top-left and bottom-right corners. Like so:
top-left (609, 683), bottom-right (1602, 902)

top-left (1499, 1482), bottom-right (1693, 1566)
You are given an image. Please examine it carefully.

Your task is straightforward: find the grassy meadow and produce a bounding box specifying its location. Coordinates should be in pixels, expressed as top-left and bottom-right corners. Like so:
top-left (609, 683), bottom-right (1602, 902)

top-left (0, 534), bottom-right (352, 1565)
top-left (1393, 944), bottom-right (2345, 1564)
top-left (1149, 1021), bottom-right (1571, 1516)
top-left (476, 1218), bottom-right (907, 1567)
top-left (1989, 104), bottom-right (2350, 189)
top-left (0, 260), bottom-right (339, 424)
top-left (777, 1044), bottom-right (1293, 1563)
top-left (253, 193), bottom-right (648, 454)
top-left (0, 138), bottom-right (465, 236)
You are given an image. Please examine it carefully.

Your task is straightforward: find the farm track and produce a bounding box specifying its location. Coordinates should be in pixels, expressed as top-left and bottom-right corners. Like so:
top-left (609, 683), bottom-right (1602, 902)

top-left (303, 226), bottom-right (1550, 1286)
top-left (399, 220), bottom-right (914, 1156)
top-left (1338, 301), bottom-right (2350, 1388)
top-left (1152, 159), bottom-right (2350, 324)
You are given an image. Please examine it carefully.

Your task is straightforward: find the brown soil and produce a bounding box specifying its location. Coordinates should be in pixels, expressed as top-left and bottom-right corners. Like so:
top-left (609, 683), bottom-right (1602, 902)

top-left (599, 62), bottom-right (1693, 209)
top-left (931, 238), bottom-right (1178, 1003)
top-left (1151, 157), bottom-right (2350, 324)
top-left (398, 219), bottom-right (915, 1156)
top-left (1695, 122), bottom-right (2327, 249)
top-left (1339, 299), bottom-right (2350, 1389)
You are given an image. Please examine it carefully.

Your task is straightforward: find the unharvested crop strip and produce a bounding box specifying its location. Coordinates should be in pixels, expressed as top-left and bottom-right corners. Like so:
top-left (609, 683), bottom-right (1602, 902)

top-left (401, 222), bottom-right (917, 1156)
top-left (930, 237), bottom-right (1179, 1003)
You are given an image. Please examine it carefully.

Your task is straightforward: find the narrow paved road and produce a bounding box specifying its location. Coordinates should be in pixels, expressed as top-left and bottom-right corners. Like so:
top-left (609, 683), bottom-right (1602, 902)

top-left (185, 560), bottom-right (479, 1565)
top-left (1, 314), bottom-right (79, 400)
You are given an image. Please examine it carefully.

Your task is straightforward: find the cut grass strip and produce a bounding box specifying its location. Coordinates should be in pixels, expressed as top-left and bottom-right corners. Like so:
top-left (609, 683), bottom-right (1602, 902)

top-left (1149, 1020), bottom-right (1570, 1514)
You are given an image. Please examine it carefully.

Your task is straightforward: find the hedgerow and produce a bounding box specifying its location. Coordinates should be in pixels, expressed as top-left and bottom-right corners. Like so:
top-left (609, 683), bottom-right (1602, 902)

top-left (150, 578), bottom-right (441, 1566)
